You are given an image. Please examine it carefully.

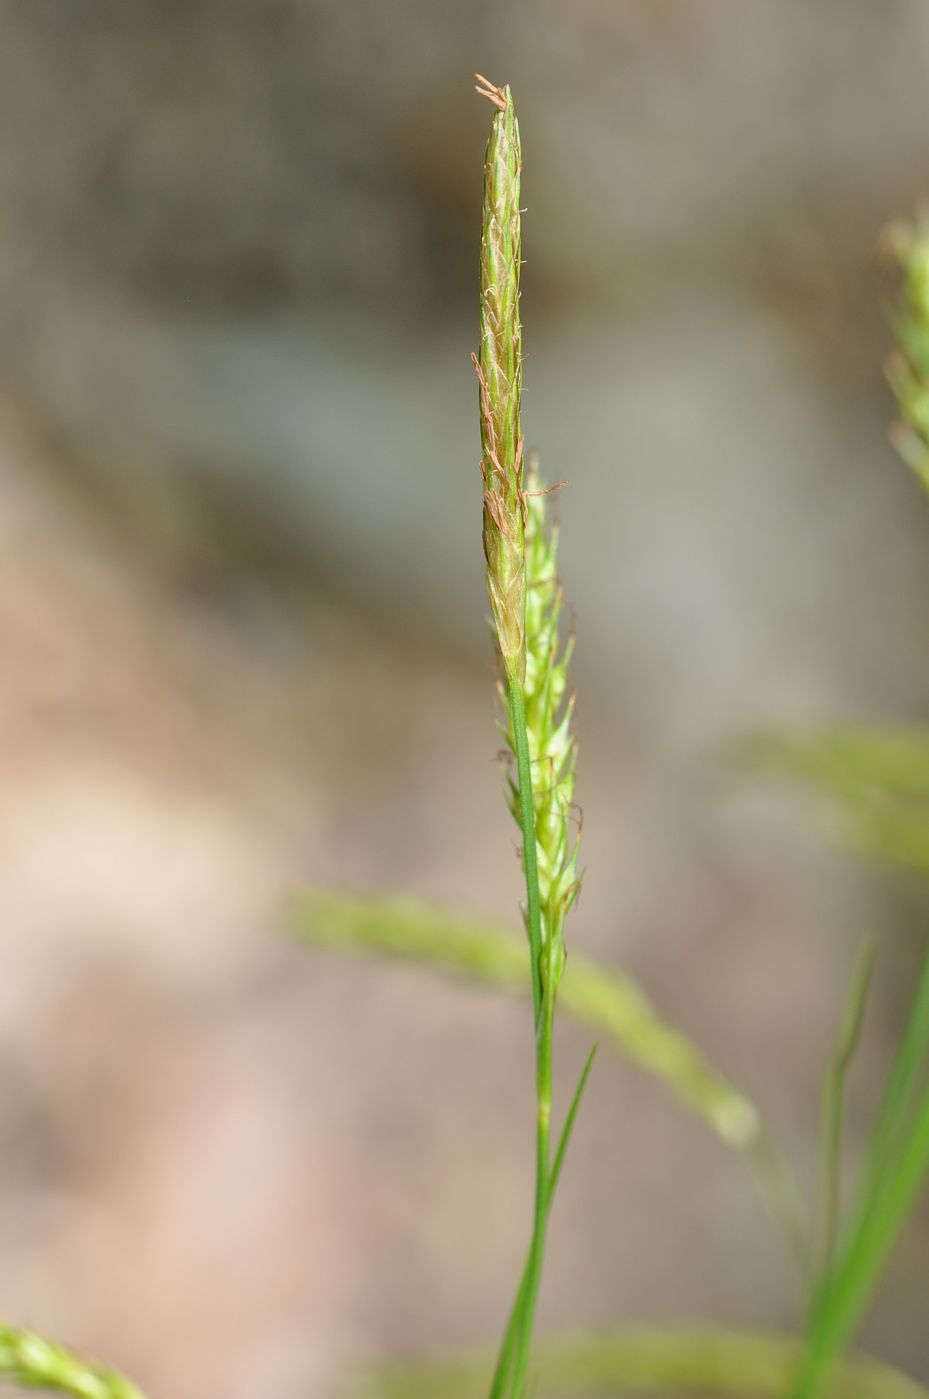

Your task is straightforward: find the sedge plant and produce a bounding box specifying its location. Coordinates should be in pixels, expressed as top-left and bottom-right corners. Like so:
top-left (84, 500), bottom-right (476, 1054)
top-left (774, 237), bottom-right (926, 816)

top-left (472, 72), bottom-right (587, 1399)
top-left (11, 78), bottom-right (929, 1399)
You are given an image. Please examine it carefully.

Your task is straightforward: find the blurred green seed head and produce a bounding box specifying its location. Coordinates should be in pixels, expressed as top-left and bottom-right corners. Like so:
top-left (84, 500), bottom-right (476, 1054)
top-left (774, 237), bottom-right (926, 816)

top-left (885, 212), bottom-right (929, 490)
top-left (475, 74), bottom-right (525, 684)
top-left (907, 241), bottom-right (929, 323)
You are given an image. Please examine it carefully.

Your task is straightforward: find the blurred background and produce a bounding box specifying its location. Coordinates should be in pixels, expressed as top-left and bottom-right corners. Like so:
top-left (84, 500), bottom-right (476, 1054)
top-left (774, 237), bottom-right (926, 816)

top-left (2, 2), bottom-right (929, 1394)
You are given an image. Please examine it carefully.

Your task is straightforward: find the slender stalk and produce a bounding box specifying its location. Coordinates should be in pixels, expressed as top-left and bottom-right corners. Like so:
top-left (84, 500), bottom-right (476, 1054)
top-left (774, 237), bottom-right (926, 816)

top-left (509, 972), bottom-right (555, 1399)
top-left (489, 1027), bottom-right (554, 1399)
top-left (488, 1045), bottom-right (598, 1398)
top-left (487, 1266), bottom-right (527, 1399)
top-left (488, 678), bottom-right (549, 1399)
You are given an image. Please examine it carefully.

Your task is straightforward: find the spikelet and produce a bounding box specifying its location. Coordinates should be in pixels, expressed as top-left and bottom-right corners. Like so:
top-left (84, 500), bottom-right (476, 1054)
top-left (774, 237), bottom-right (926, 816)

top-left (474, 74), bottom-right (525, 684)
top-left (505, 458), bottom-right (580, 984)
top-left (883, 213), bottom-right (929, 493)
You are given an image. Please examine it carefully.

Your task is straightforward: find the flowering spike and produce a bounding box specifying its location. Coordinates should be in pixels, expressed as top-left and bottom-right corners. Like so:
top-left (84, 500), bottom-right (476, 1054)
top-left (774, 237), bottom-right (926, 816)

top-left (476, 78), bottom-right (525, 683)
top-left (504, 454), bottom-right (581, 978)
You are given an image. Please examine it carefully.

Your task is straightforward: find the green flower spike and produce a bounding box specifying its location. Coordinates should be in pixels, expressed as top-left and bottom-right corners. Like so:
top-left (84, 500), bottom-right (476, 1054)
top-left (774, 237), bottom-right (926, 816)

top-left (505, 456), bottom-right (579, 993)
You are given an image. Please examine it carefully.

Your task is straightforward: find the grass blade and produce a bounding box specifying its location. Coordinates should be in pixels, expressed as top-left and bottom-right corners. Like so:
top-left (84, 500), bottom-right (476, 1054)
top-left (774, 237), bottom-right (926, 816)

top-left (550, 1044), bottom-right (598, 1198)
top-left (797, 939), bottom-right (929, 1397)
top-left (796, 1078), bottom-right (929, 1397)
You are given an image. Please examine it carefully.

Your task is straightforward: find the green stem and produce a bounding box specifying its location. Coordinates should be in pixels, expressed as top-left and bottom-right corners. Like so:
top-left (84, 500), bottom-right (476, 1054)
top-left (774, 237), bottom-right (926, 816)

top-left (488, 1046), bottom-right (597, 1399)
top-left (509, 987), bottom-right (554, 1399)
top-left (487, 1263), bottom-right (528, 1399)
top-left (487, 676), bottom-right (551, 1399)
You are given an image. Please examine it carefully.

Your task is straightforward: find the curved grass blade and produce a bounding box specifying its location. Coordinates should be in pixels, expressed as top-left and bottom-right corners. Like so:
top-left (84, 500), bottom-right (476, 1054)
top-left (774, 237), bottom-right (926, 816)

top-left (550, 1044), bottom-right (598, 1199)
top-left (796, 1077), bottom-right (929, 1399)
top-left (797, 937), bottom-right (929, 1398)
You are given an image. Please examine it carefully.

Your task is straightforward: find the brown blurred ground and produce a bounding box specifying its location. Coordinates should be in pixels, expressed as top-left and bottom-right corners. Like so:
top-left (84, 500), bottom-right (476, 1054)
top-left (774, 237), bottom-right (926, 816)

top-left (2, 3), bottom-right (929, 1395)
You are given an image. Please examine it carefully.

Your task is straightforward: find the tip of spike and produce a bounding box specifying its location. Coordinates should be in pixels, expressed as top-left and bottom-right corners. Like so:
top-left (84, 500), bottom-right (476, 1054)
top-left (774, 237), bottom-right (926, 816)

top-left (475, 73), bottom-right (508, 112)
